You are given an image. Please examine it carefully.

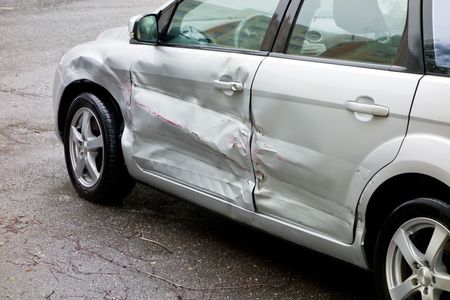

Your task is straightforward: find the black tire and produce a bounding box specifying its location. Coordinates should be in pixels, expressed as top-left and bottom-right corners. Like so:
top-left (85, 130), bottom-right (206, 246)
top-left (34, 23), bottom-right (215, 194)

top-left (63, 92), bottom-right (135, 203)
top-left (374, 198), bottom-right (450, 300)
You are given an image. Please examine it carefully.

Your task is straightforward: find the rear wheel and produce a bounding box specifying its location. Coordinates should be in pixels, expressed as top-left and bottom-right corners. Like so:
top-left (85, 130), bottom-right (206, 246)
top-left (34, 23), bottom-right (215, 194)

top-left (374, 198), bottom-right (450, 300)
top-left (63, 92), bottom-right (135, 203)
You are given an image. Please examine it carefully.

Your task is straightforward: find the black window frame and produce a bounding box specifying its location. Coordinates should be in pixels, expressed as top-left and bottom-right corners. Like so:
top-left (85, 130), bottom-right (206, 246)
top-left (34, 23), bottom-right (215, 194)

top-left (272, 0), bottom-right (425, 74)
top-left (151, 0), bottom-right (292, 56)
top-left (423, 0), bottom-right (450, 77)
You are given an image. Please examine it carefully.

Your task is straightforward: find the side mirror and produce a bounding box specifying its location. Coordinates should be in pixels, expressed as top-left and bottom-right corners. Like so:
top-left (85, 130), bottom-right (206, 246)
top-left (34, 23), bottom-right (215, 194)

top-left (128, 14), bottom-right (159, 44)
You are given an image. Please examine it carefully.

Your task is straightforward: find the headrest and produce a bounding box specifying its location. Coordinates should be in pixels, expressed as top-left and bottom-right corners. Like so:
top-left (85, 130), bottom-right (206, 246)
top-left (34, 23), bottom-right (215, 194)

top-left (333, 0), bottom-right (389, 36)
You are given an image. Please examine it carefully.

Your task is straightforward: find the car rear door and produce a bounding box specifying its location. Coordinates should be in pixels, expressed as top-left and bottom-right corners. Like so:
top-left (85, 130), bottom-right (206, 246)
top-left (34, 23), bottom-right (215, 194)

top-left (129, 0), bottom-right (288, 210)
top-left (250, 0), bottom-right (424, 243)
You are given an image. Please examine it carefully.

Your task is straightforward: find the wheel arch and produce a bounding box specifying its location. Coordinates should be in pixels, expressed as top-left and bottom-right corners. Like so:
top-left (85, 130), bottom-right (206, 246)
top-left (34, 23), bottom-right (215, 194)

top-left (57, 80), bottom-right (124, 141)
top-left (362, 172), bottom-right (450, 268)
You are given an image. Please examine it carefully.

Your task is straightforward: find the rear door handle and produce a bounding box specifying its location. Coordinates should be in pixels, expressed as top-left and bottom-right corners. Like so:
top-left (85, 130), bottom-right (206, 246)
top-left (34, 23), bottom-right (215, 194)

top-left (345, 101), bottom-right (389, 117)
top-left (213, 80), bottom-right (244, 92)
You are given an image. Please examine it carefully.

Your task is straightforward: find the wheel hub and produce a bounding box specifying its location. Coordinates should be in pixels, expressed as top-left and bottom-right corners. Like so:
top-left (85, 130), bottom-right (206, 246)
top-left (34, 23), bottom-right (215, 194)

top-left (417, 267), bottom-right (433, 287)
top-left (79, 141), bottom-right (88, 157)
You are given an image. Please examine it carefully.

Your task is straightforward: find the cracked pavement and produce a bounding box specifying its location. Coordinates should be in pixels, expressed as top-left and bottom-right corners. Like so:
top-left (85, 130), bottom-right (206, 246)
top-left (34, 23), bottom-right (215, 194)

top-left (0, 1), bottom-right (375, 299)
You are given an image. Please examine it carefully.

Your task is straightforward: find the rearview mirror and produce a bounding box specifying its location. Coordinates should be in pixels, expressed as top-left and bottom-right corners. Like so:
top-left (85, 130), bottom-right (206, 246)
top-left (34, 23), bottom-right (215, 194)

top-left (129, 14), bottom-right (159, 44)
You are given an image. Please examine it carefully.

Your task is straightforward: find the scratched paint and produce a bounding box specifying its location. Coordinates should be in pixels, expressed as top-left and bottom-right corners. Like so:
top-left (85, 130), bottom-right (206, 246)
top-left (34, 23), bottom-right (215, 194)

top-left (251, 133), bottom-right (355, 242)
top-left (250, 56), bottom-right (421, 244)
top-left (52, 6), bottom-right (374, 268)
top-left (128, 46), bottom-right (265, 210)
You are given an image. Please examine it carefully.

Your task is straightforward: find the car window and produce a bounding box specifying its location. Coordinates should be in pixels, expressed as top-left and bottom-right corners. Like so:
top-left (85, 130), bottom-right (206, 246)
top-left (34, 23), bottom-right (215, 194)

top-left (162, 0), bottom-right (280, 51)
top-left (286, 0), bottom-right (408, 65)
top-left (424, 0), bottom-right (450, 75)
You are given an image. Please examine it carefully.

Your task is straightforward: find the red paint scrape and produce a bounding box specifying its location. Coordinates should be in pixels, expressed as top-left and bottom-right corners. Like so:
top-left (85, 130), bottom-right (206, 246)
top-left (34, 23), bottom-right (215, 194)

top-left (136, 102), bottom-right (183, 128)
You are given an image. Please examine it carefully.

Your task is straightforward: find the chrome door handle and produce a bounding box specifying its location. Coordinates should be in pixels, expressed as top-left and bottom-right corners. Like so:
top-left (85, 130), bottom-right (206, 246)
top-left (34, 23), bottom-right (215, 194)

top-left (345, 101), bottom-right (389, 117)
top-left (213, 80), bottom-right (244, 92)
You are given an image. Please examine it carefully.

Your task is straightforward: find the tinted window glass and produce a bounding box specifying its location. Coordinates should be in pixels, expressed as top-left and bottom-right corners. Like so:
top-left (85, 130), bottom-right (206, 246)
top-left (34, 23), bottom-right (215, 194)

top-left (163, 0), bottom-right (279, 51)
top-left (424, 0), bottom-right (450, 75)
top-left (286, 0), bottom-right (408, 65)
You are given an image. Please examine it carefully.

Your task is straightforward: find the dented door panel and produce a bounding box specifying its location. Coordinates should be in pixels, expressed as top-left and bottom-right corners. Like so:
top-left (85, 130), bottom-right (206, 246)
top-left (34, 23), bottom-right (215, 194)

top-left (251, 57), bottom-right (421, 243)
top-left (252, 134), bottom-right (356, 239)
top-left (130, 46), bottom-right (264, 210)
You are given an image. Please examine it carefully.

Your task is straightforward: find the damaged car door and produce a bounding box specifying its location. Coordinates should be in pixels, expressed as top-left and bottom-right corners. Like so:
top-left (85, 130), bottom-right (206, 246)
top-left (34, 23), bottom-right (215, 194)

top-left (130, 0), bottom-right (284, 210)
top-left (251, 0), bottom-right (423, 244)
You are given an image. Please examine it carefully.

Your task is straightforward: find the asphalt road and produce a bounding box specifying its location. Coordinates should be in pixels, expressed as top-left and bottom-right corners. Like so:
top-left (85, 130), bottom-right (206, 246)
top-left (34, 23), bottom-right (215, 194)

top-left (0, 1), bottom-right (375, 299)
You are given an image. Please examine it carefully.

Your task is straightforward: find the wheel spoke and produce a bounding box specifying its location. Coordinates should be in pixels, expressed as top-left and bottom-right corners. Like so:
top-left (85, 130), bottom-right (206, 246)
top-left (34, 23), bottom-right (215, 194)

top-left (87, 136), bottom-right (103, 151)
top-left (85, 154), bottom-right (100, 182)
top-left (394, 228), bottom-right (424, 269)
top-left (390, 275), bottom-right (419, 300)
top-left (425, 225), bottom-right (448, 267)
top-left (81, 111), bottom-right (93, 138)
top-left (75, 156), bottom-right (86, 178)
top-left (434, 273), bottom-right (450, 292)
top-left (71, 126), bottom-right (83, 143)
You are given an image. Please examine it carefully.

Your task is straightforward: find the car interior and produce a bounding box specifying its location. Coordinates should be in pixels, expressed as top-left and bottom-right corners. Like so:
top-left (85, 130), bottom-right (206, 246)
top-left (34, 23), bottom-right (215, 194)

top-left (287, 0), bottom-right (408, 65)
top-left (163, 0), bottom-right (275, 50)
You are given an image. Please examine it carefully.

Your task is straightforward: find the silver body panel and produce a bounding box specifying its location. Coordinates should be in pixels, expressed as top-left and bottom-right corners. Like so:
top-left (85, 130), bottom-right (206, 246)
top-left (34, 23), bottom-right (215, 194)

top-left (359, 75), bottom-right (450, 216)
top-left (251, 57), bottom-right (421, 244)
top-left (129, 46), bottom-right (260, 210)
top-left (53, 4), bottom-right (450, 271)
top-left (53, 34), bottom-right (370, 269)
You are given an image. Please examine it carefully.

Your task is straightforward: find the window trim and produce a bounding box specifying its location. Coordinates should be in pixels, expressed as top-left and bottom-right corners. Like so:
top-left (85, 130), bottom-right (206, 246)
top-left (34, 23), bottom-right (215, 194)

top-left (155, 0), bottom-right (292, 54)
top-left (158, 0), bottom-right (179, 38)
top-left (272, 0), bottom-right (424, 74)
top-left (270, 52), bottom-right (407, 71)
top-left (155, 43), bottom-right (271, 57)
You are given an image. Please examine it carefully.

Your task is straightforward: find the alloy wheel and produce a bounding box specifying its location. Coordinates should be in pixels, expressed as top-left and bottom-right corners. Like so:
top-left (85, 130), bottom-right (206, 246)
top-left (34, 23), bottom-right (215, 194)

top-left (386, 217), bottom-right (450, 300)
top-left (68, 107), bottom-right (104, 188)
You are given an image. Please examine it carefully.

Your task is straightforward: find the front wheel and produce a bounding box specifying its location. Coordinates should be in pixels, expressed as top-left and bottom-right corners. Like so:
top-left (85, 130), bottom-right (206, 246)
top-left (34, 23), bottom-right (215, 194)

top-left (374, 198), bottom-right (450, 300)
top-left (63, 92), bottom-right (135, 203)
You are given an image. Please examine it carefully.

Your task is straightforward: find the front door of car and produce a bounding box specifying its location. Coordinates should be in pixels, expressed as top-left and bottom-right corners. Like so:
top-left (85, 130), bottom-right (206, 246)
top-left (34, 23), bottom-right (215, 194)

top-left (129, 0), bottom-right (285, 210)
top-left (251, 0), bottom-right (424, 243)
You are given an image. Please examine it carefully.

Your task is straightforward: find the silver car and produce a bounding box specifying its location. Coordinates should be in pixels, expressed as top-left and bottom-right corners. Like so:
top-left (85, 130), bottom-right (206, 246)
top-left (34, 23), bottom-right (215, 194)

top-left (53, 0), bottom-right (450, 298)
